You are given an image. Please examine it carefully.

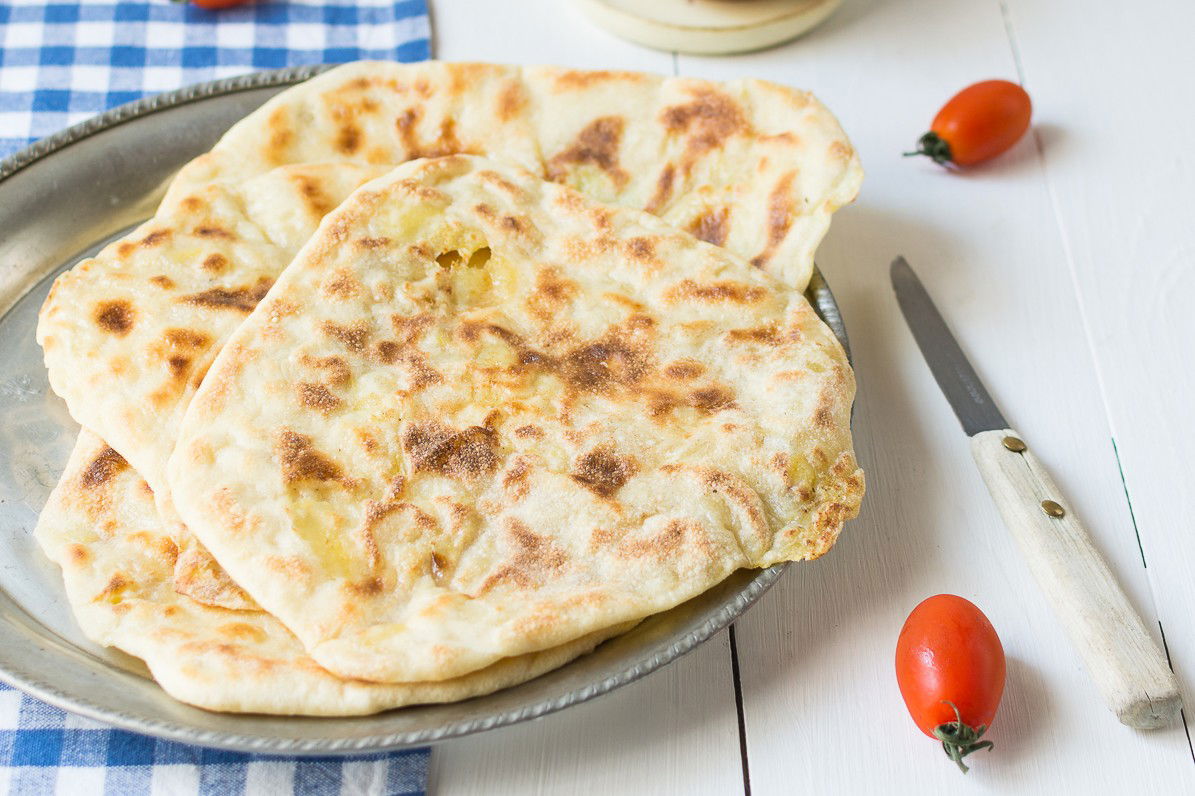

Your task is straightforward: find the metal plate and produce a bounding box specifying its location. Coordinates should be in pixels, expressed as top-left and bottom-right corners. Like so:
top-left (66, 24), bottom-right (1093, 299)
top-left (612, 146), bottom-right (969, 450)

top-left (0, 66), bottom-right (851, 755)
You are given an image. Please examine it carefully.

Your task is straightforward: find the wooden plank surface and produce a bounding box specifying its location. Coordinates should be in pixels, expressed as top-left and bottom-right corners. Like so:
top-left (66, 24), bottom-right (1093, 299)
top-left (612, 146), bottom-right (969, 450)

top-left (678, 0), bottom-right (1194, 791)
top-left (429, 0), bottom-right (1195, 791)
top-left (428, 630), bottom-right (744, 795)
top-left (1002, 0), bottom-right (1195, 757)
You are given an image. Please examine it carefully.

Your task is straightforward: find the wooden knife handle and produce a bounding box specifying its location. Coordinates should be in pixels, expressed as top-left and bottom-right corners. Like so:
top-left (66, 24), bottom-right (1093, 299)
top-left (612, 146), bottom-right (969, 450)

top-left (970, 428), bottom-right (1182, 729)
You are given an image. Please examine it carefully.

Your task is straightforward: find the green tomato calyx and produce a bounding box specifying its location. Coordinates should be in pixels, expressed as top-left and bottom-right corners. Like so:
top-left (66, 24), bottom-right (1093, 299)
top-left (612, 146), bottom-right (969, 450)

top-left (904, 132), bottom-right (954, 166)
top-left (932, 700), bottom-right (993, 773)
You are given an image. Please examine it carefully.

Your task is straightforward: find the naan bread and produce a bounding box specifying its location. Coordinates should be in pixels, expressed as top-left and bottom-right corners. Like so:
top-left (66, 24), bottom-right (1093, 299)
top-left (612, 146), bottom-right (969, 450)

top-left (175, 60), bottom-right (862, 291)
top-left (39, 61), bottom-right (860, 522)
top-left (169, 156), bottom-right (863, 684)
top-left (37, 430), bottom-right (630, 715)
top-left (34, 61), bottom-right (861, 705)
top-left (38, 162), bottom-right (390, 505)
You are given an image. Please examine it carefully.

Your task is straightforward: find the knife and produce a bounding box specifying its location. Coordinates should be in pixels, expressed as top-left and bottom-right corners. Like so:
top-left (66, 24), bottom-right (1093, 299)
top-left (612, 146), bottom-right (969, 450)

top-left (890, 256), bottom-right (1182, 730)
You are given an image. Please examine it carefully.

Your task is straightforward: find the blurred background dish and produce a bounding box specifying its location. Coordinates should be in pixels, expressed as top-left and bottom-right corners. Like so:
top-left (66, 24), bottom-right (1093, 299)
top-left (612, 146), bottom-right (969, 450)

top-left (573, 0), bottom-right (843, 55)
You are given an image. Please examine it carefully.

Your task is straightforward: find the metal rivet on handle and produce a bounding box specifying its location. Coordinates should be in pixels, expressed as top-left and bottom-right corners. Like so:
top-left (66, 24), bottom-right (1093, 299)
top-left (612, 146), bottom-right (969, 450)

top-left (1041, 500), bottom-right (1066, 518)
top-left (1002, 436), bottom-right (1027, 452)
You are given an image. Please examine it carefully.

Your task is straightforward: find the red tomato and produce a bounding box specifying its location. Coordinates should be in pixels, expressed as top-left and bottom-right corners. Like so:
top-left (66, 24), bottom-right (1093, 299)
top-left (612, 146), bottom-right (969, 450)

top-left (895, 594), bottom-right (1005, 772)
top-left (188, 0), bottom-right (249, 9)
top-left (908, 80), bottom-right (1032, 167)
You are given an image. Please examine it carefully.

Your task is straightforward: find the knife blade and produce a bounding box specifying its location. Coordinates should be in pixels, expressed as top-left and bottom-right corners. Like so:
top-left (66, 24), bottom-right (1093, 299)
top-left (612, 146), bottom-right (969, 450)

top-left (890, 255), bottom-right (1182, 730)
top-left (890, 256), bottom-right (1007, 435)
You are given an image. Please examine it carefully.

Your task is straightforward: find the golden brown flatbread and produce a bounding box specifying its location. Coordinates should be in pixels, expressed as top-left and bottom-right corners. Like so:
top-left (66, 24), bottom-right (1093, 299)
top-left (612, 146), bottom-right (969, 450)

top-left (168, 156), bottom-right (862, 684)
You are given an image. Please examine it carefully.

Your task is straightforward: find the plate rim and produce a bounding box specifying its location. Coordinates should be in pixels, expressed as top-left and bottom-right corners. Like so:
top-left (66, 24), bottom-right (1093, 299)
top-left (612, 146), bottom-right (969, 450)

top-left (0, 64), bottom-right (333, 184)
top-left (0, 66), bottom-right (848, 754)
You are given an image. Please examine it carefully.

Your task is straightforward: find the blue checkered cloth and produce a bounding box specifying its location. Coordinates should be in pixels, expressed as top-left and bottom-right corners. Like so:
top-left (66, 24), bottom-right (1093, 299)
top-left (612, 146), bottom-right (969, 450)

top-left (0, 683), bottom-right (430, 794)
top-left (0, 682), bottom-right (430, 794)
top-left (0, 1), bottom-right (432, 792)
top-left (0, 0), bottom-right (431, 156)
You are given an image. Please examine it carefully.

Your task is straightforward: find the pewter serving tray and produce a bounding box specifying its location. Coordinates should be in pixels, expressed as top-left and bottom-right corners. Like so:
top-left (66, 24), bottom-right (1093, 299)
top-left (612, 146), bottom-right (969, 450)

top-left (0, 66), bottom-right (850, 755)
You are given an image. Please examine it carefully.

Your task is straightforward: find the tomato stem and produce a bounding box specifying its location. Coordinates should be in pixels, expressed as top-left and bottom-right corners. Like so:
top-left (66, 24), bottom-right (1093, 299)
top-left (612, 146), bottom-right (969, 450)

top-left (904, 132), bottom-right (954, 166)
top-left (932, 701), bottom-right (994, 773)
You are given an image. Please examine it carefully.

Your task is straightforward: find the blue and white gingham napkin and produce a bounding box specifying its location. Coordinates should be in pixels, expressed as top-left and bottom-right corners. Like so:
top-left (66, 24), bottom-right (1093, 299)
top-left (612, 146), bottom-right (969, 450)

top-left (0, 0), bottom-right (431, 156)
top-left (0, 682), bottom-right (430, 794)
top-left (0, 1), bottom-right (432, 792)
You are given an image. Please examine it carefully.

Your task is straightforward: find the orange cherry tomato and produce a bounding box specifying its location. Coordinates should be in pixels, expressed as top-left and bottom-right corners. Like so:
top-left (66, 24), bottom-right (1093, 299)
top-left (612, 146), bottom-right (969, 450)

top-left (895, 594), bottom-right (1005, 772)
top-left (908, 80), bottom-right (1032, 167)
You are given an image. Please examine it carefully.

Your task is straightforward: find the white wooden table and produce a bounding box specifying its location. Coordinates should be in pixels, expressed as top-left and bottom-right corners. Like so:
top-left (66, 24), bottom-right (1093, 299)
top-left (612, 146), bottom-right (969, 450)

top-left (427, 1), bottom-right (1195, 792)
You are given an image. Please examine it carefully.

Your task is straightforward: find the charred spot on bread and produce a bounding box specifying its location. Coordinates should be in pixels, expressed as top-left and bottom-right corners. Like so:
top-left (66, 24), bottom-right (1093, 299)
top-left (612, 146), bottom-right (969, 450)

top-left (94, 300), bottom-right (135, 335)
